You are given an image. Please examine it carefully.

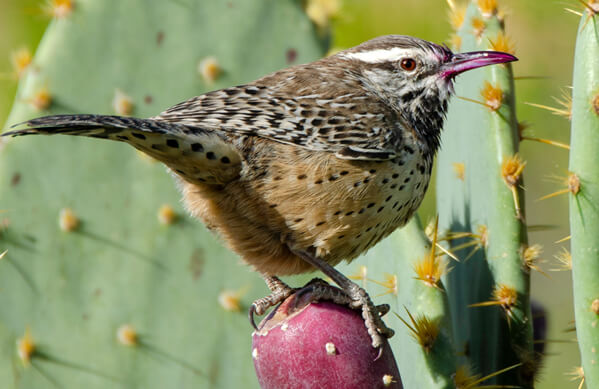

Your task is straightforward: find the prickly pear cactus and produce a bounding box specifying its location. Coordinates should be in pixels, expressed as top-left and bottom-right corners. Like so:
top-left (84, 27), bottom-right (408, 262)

top-left (569, 3), bottom-right (599, 387)
top-left (437, 0), bottom-right (533, 387)
top-left (0, 1), bottom-right (326, 387)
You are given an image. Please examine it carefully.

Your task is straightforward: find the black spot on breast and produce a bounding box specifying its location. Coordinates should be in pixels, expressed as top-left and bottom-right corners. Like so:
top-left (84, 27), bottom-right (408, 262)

top-left (404, 177), bottom-right (410, 183)
top-left (392, 173), bottom-right (399, 179)
top-left (410, 170), bottom-right (414, 175)
top-left (358, 208), bottom-right (365, 214)
top-left (399, 185), bottom-right (405, 190)
top-left (206, 152), bottom-right (216, 160)
top-left (334, 210), bottom-right (342, 216)
top-left (382, 178), bottom-right (389, 184)
top-left (392, 201), bottom-right (399, 209)
top-left (315, 179), bottom-right (323, 184)
top-left (116, 135), bottom-right (129, 141)
top-left (419, 165), bottom-right (425, 174)
top-left (328, 118), bottom-right (340, 125)
top-left (294, 218), bottom-right (304, 223)
top-left (377, 207), bottom-right (384, 213)
top-left (225, 89), bottom-right (239, 96)
top-left (132, 132), bottom-right (146, 140)
top-left (345, 211), bottom-right (354, 216)
top-left (312, 118), bottom-right (323, 126)
top-left (166, 139), bottom-right (179, 148)
top-left (269, 203), bottom-right (278, 208)
top-left (369, 169), bottom-right (376, 174)
top-left (366, 227), bottom-right (372, 232)
top-left (390, 184), bottom-right (398, 189)
top-left (329, 175), bottom-right (338, 181)
top-left (318, 127), bottom-right (330, 135)
top-left (337, 235), bottom-right (345, 239)
top-left (404, 146), bottom-right (415, 154)
top-left (353, 182), bottom-right (361, 187)
top-left (191, 143), bottom-right (204, 152)
top-left (316, 221), bottom-right (325, 227)
top-left (273, 176), bottom-right (283, 181)
top-left (300, 110), bottom-right (312, 117)
top-left (317, 110), bottom-right (327, 117)
top-left (340, 171), bottom-right (349, 176)
top-left (367, 203), bottom-right (375, 208)
top-left (297, 174), bottom-right (307, 180)
top-left (221, 156), bottom-right (231, 164)
top-left (363, 177), bottom-right (371, 184)
top-left (385, 195), bottom-right (392, 202)
top-left (245, 88), bottom-right (258, 95)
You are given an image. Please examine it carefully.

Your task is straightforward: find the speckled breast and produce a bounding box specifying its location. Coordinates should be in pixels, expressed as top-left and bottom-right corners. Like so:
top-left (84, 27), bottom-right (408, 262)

top-left (245, 140), bottom-right (433, 266)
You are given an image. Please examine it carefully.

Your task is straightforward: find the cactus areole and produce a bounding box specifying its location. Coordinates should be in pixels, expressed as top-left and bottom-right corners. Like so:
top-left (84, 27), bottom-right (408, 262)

top-left (251, 292), bottom-right (402, 389)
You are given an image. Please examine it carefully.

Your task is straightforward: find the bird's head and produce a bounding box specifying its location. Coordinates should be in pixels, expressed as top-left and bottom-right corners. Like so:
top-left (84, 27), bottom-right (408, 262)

top-left (336, 35), bottom-right (517, 150)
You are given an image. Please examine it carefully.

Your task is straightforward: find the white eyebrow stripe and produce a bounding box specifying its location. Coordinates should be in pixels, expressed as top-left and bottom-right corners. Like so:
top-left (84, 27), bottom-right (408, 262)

top-left (340, 47), bottom-right (418, 63)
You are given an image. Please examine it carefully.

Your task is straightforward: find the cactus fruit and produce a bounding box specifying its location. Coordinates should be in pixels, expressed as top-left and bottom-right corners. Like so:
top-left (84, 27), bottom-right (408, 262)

top-left (568, 3), bottom-right (599, 387)
top-left (252, 291), bottom-right (402, 389)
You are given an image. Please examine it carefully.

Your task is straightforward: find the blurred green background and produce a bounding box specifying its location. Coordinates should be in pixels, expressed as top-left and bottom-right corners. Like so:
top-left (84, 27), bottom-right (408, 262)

top-left (0, 0), bottom-right (579, 388)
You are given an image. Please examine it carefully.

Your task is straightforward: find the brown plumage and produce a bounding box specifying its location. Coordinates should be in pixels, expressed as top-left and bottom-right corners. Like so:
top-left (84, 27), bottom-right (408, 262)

top-left (2, 35), bottom-right (517, 347)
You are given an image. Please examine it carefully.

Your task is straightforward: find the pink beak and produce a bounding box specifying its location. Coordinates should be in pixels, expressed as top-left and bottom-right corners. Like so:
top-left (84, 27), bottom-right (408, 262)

top-left (441, 50), bottom-right (518, 79)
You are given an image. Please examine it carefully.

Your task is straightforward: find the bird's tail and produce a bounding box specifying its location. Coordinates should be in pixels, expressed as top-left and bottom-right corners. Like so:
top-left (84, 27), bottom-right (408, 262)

top-left (2, 114), bottom-right (242, 185)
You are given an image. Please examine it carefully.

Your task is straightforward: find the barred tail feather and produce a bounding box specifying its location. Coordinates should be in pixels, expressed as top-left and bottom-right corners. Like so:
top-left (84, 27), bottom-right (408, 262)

top-left (3, 114), bottom-right (242, 185)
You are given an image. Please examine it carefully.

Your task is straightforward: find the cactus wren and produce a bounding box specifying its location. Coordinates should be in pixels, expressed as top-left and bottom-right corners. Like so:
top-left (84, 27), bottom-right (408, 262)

top-left (3, 35), bottom-right (516, 348)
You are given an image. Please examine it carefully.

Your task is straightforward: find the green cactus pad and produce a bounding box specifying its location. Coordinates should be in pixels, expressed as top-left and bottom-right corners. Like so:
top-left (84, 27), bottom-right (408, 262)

top-left (0, 1), bottom-right (326, 387)
top-left (569, 8), bottom-right (599, 388)
top-left (436, 1), bottom-right (533, 387)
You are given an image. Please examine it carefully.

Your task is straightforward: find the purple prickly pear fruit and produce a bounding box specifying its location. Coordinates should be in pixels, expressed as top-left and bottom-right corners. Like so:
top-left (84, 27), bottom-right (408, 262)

top-left (251, 292), bottom-right (402, 389)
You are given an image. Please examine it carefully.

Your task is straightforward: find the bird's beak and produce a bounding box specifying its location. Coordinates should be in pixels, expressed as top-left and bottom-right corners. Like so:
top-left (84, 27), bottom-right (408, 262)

top-left (441, 51), bottom-right (518, 79)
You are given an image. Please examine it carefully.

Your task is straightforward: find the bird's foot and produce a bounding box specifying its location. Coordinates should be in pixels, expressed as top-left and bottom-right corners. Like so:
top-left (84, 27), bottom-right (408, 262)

top-left (250, 274), bottom-right (393, 348)
top-left (345, 282), bottom-right (395, 348)
top-left (293, 278), bottom-right (394, 349)
top-left (249, 276), bottom-right (296, 329)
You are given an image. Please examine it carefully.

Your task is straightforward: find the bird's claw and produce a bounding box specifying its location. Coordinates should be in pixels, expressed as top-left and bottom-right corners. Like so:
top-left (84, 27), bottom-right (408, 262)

top-left (248, 277), bottom-right (296, 330)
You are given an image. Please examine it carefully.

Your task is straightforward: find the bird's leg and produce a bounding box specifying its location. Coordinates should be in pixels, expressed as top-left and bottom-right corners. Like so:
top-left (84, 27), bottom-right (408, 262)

top-left (249, 275), bottom-right (296, 329)
top-left (293, 250), bottom-right (394, 348)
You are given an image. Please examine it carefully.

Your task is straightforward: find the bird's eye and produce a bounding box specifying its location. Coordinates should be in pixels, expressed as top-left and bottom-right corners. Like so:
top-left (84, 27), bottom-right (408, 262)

top-left (400, 58), bottom-right (417, 71)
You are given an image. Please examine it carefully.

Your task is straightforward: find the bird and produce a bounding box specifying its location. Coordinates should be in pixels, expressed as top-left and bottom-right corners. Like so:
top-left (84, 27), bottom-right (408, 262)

top-left (2, 35), bottom-right (517, 348)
